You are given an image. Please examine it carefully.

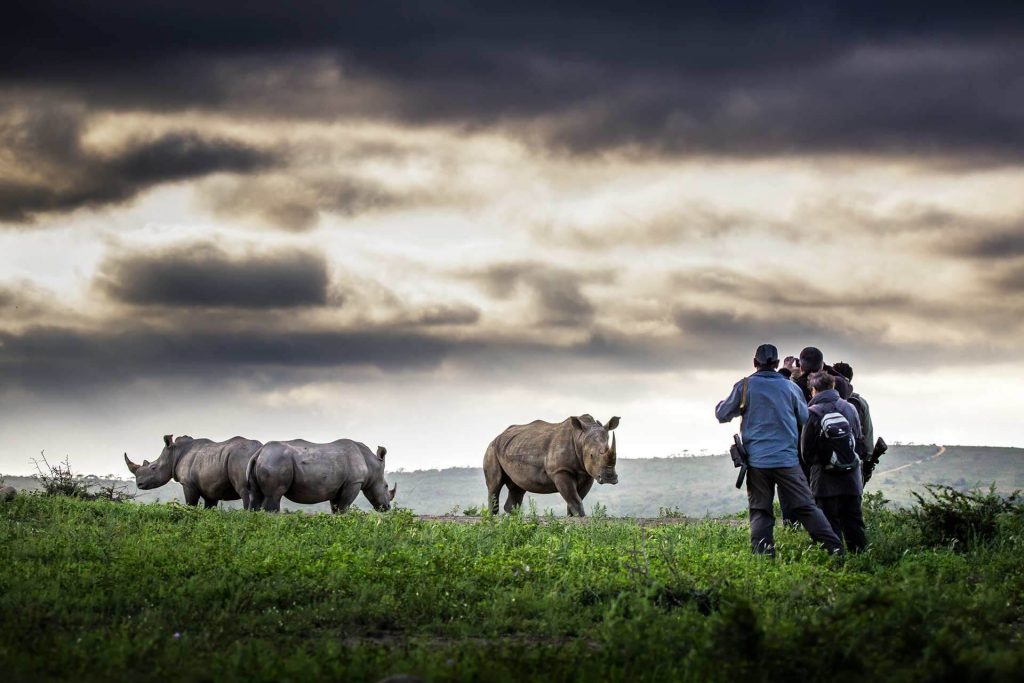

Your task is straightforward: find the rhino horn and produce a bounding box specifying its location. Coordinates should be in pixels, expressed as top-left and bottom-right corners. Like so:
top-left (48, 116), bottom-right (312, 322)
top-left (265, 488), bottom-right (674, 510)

top-left (124, 453), bottom-right (141, 474)
top-left (388, 483), bottom-right (397, 501)
top-left (610, 433), bottom-right (617, 461)
top-left (376, 445), bottom-right (387, 460)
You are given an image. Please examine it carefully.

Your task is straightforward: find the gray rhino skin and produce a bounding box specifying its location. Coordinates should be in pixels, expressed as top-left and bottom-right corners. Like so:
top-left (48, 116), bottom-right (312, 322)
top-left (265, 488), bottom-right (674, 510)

top-left (0, 485), bottom-right (16, 502)
top-left (484, 414), bottom-right (619, 516)
top-left (124, 434), bottom-right (263, 509)
top-left (247, 439), bottom-right (396, 513)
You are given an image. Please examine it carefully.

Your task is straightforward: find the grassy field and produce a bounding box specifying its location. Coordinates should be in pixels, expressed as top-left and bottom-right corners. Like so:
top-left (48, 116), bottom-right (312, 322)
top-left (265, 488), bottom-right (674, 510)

top-left (2, 492), bottom-right (1023, 682)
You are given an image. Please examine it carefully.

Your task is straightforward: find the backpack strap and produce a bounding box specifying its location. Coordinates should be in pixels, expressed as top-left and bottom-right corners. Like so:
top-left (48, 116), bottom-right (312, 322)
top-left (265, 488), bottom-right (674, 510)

top-left (739, 377), bottom-right (749, 415)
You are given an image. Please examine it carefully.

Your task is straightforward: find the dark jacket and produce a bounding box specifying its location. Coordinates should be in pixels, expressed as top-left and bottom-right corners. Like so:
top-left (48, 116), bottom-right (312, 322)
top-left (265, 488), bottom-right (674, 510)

top-left (845, 385), bottom-right (874, 456)
top-left (801, 389), bottom-right (865, 498)
top-left (794, 365), bottom-right (852, 402)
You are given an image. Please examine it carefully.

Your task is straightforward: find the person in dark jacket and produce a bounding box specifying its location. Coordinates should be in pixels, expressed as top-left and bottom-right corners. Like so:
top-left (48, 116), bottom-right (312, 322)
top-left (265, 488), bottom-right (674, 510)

top-left (833, 361), bottom-right (877, 478)
top-left (800, 371), bottom-right (867, 553)
top-left (792, 347), bottom-right (852, 401)
top-left (780, 348), bottom-right (851, 524)
top-left (716, 344), bottom-right (843, 556)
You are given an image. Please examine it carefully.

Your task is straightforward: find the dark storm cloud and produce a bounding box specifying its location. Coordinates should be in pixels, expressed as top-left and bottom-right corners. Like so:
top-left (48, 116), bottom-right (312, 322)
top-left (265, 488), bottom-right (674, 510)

top-left (0, 105), bottom-right (275, 223)
top-left (97, 243), bottom-right (330, 308)
top-left (952, 227), bottom-right (1024, 260)
top-left (0, 325), bottom-right (460, 391)
top-left (464, 262), bottom-right (608, 326)
top-left (2, 3), bottom-right (1022, 162)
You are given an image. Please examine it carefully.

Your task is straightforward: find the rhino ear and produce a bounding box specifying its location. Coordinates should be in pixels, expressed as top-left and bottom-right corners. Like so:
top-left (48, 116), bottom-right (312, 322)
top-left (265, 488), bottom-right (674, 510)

top-left (605, 416), bottom-right (621, 431)
top-left (376, 446), bottom-right (387, 460)
top-left (570, 416), bottom-right (584, 431)
top-left (163, 434), bottom-right (174, 447)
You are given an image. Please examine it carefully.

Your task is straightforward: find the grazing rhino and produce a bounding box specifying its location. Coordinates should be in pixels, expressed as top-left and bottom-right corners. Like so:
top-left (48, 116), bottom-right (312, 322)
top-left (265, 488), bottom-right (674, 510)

top-left (124, 434), bottom-right (263, 509)
top-left (247, 439), bottom-right (397, 513)
top-left (0, 485), bottom-right (16, 502)
top-left (484, 414), bottom-right (620, 516)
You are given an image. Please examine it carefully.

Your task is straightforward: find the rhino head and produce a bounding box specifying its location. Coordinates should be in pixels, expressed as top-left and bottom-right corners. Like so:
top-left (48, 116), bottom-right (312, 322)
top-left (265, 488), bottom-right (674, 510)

top-left (124, 434), bottom-right (177, 490)
top-left (571, 415), bottom-right (620, 485)
top-left (364, 445), bottom-right (397, 511)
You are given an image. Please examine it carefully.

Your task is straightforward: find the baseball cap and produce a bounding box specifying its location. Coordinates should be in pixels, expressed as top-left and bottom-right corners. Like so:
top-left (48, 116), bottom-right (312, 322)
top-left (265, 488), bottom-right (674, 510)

top-left (754, 343), bottom-right (779, 364)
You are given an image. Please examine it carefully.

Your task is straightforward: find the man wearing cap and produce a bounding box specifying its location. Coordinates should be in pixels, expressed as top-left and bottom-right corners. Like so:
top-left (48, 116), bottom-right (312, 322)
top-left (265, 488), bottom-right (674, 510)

top-left (716, 343), bottom-right (843, 556)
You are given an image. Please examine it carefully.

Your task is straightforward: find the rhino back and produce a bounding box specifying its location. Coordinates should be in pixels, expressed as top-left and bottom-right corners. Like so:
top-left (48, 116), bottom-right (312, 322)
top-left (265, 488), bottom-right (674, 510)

top-left (178, 437), bottom-right (253, 499)
top-left (494, 419), bottom-right (580, 492)
top-left (279, 439), bottom-right (371, 504)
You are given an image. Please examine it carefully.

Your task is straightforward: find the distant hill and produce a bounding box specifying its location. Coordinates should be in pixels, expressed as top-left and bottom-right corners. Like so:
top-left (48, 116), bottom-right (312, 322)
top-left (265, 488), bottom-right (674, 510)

top-left (4, 445), bottom-right (1021, 516)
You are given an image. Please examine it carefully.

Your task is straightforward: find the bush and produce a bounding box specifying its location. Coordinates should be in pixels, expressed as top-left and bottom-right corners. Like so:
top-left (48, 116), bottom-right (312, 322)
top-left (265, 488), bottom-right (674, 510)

top-left (30, 452), bottom-right (135, 502)
top-left (32, 452), bottom-right (93, 498)
top-left (910, 484), bottom-right (1023, 550)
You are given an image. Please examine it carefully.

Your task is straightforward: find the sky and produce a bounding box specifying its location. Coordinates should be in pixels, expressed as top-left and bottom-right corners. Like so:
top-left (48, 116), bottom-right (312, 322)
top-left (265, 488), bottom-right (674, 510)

top-left (2, 2), bottom-right (1023, 476)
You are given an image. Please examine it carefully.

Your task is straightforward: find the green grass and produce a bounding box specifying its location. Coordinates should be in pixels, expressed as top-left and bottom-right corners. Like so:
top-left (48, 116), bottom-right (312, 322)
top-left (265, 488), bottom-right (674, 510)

top-left (2, 494), bottom-right (1023, 682)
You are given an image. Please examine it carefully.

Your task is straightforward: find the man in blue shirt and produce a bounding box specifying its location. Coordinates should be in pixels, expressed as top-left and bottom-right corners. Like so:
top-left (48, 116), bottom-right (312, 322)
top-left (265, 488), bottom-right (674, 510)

top-left (716, 343), bottom-right (843, 556)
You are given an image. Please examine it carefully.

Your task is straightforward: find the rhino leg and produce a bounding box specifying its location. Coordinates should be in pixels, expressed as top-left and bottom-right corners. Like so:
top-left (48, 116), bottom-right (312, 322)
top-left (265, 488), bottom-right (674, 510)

top-left (483, 444), bottom-right (504, 515)
top-left (330, 481), bottom-right (362, 514)
top-left (182, 485), bottom-right (201, 507)
top-left (572, 478), bottom-right (594, 516)
top-left (249, 485), bottom-right (264, 512)
top-left (551, 472), bottom-right (586, 517)
top-left (263, 488), bottom-right (286, 512)
top-left (240, 489), bottom-right (250, 511)
top-left (202, 496), bottom-right (219, 509)
top-left (503, 483), bottom-right (526, 513)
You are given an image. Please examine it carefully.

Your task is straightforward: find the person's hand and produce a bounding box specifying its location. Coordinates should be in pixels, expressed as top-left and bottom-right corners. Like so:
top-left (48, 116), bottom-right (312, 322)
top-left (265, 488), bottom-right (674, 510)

top-left (783, 356), bottom-right (798, 371)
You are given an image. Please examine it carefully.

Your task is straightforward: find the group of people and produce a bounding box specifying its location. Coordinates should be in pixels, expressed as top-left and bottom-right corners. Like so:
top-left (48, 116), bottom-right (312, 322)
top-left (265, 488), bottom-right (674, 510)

top-left (715, 343), bottom-right (878, 556)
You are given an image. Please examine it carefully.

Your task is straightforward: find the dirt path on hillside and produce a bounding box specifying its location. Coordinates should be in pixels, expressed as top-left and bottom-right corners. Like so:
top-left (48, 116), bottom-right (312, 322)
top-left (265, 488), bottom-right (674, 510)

top-left (874, 445), bottom-right (947, 477)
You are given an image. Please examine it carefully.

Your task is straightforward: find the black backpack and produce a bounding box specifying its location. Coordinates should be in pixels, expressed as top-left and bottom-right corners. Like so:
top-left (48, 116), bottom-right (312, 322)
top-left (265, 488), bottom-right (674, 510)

top-left (819, 410), bottom-right (859, 472)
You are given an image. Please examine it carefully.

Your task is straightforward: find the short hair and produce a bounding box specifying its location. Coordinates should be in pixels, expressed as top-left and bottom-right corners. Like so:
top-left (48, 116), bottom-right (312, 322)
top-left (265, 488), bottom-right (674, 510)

top-left (799, 346), bottom-right (824, 373)
top-left (833, 361), bottom-right (853, 381)
top-left (808, 371), bottom-right (835, 392)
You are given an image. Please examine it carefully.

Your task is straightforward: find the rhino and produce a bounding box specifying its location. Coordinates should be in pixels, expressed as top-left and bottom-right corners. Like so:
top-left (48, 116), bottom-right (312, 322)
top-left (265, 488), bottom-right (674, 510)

top-left (247, 439), bottom-right (397, 513)
top-left (484, 414), bottom-right (620, 516)
top-left (0, 485), bottom-right (16, 502)
top-left (124, 434), bottom-right (263, 509)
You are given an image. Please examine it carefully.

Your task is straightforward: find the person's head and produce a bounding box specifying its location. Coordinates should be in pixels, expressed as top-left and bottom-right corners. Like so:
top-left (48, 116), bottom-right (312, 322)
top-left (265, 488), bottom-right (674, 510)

top-left (799, 346), bottom-right (824, 373)
top-left (833, 361), bottom-right (853, 381)
top-left (753, 343), bottom-right (780, 371)
top-left (808, 371), bottom-right (835, 396)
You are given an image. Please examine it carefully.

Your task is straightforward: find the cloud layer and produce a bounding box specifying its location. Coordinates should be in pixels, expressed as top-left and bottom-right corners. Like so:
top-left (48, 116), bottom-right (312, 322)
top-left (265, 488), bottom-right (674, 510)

top-left (97, 244), bottom-right (330, 308)
top-left (2, 3), bottom-right (1024, 472)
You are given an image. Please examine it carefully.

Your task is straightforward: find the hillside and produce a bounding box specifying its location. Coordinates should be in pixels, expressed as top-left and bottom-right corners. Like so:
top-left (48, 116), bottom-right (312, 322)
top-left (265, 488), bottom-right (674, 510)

top-left (3, 445), bottom-right (1022, 516)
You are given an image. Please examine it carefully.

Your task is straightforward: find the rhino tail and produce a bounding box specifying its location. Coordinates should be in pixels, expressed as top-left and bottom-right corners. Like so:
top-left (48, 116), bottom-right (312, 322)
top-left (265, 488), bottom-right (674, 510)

top-left (246, 452), bottom-right (262, 498)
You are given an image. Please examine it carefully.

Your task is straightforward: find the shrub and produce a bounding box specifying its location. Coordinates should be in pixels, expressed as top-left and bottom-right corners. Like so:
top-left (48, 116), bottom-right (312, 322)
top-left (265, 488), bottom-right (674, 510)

top-left (32, 452), bottom-right (93, 498)
top-left (910, 484), bottom-right (1023, 550)
top-left (30, 453), bottom-right (135, 502)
